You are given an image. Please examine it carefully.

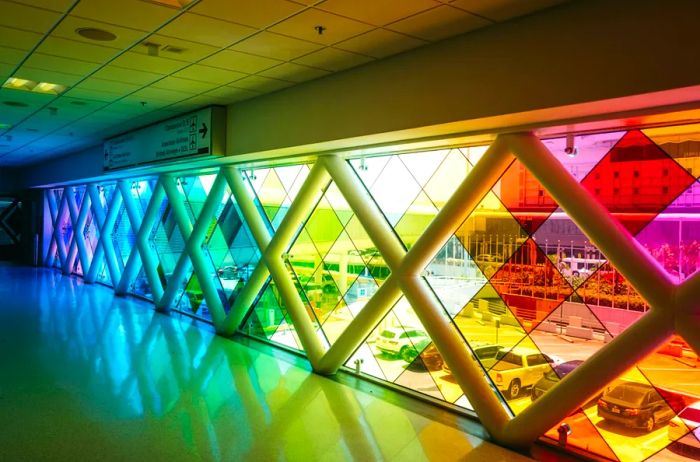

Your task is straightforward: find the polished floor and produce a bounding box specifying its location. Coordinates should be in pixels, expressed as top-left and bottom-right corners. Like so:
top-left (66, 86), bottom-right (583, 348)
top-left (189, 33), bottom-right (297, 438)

top-left (0, 264), bottom-right (535, 461)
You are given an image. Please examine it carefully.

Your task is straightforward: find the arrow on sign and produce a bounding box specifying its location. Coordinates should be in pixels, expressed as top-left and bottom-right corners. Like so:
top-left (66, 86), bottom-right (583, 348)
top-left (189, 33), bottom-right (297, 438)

top-left (199, 123), bottom-right (208, 138)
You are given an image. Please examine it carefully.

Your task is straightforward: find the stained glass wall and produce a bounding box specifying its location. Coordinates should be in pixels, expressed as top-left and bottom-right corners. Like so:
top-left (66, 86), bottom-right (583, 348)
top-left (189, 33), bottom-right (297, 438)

top-left (43, 124), bottom-right (700, 462)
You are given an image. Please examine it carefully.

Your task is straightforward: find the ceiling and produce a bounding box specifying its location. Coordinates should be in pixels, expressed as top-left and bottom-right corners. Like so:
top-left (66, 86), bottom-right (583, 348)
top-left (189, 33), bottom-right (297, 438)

top-left (0, 0), bottom-right (569, 167)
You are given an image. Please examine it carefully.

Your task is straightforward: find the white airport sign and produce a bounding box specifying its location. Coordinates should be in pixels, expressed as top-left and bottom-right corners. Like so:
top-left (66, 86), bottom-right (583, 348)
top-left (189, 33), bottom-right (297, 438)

top-left (104, 106), bottom-right (225, 171)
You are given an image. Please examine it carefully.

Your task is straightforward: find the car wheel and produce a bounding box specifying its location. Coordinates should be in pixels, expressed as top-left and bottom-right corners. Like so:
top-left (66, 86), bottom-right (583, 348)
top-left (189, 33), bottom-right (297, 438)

top-left (572, 270), bottom-right (580, 277)
top-left (644, 415), bottom-right (655, 433)
top-left (507, 380), bottom-right (521, 399)
top-left (400, 345), bottom-right (418, 363)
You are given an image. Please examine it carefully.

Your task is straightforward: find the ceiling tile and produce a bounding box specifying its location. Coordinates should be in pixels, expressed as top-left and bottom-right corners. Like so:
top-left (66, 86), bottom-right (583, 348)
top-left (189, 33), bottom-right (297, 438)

top-left (129, 86), bottom-right (193, 104)
top-left (36, 37), bottom-right (119, 64)
top-left (335, 28), bottom-right (428, 58)
top-left (229, 31), bottom-right (323, 61)
top-left (387, 5), bottom-right (491, 41)
top-left (172, 64), bottom-right (248, 85)
top-left (449, 0), bottom-right (569, 22)
top-left (201, 49), bottom-right (281, 74)
top-left (318, 0), bottom-right (438, 26)
top-left (0, 26), bottom-right (43, 51)
top-left (51, 96), bottom-right (108, 115)
top-left (203, 86), bottom-right (260, 104)
top-left (0, 88), bottom-right (56, 107)
top-left (109, 96), bottom-right (172, 113)
top-left (0, 46), bottom-right (27, 67)
top-left (151, 75), bottom-right (219, 94)
top-left (190, 0), bottom-right (305, 29)
top-left (72, 77), bottom-right (143, 96)
top-left (293, 47), bottom-right (373, 72)
top-left (92, 64), bottom-right (164, 85)
top-left (269, 8), bottom-right (374, 45)
top-left (158, 12), bottom-right (257, 48)
top-left (24, 53), bottom-right (101, 76)
top-left (110, 51), bottom-right (188, 75)
top-left (166, 96), bottom-right (209, 113)
top-left (14, 65), bottom-right (83, 86)
top-left (0, 62), bottom-right (15, 79)
top-left (10, 0), bottom-right (75, 13)
top-left (63, 87), bottom-right (124, 103)
top-left (51, 15), bottom-right (147, 51)
top-left (133, 35), bottom-right (218, 62)
top-left (229, 75), bottom-right (294, 93)
top-left (70, 0), bottom-right (179, 32)
top-left (0, 1), bottom-right (62, 33)
top-left (258, 62), bottom-right (330, 83)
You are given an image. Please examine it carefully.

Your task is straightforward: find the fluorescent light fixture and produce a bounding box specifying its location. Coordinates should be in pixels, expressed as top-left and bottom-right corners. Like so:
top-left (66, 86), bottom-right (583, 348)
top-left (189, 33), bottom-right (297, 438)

top-left (3, 77), bottom-right (36, 91)
top-left (33, 82), bottom-right (67, 95)
top-left (2, 77), bottom-right (67, 95)
top-left (0, 123), bottom-right (11, 129)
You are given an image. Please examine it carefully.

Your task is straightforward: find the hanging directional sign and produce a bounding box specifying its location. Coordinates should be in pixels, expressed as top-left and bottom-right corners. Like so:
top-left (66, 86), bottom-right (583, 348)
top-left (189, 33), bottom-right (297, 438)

top-left (103, 106), bottom-right (226, 171)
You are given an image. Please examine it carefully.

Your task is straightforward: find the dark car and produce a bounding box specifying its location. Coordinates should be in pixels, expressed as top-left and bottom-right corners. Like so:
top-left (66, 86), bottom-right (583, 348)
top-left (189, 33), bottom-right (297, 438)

top-left (597, 382), bottom-right (677, 432)
top-left (531, 360), bottom-right (583, 401)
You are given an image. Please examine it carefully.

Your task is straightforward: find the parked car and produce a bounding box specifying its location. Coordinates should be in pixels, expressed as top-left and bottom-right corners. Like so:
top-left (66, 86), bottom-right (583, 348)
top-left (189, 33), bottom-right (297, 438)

top-left (408, 341), bottom-right (444, 371)
top-left (531, 360), bottom-right (584, 401)
top-left (668, 401), bottom-right (700, 457)
top-left (485, 347), bottom-right (559, 399)
top-left (375, 327), bottom-right (429, 362)
top-left (597, 382), bottom-right (676, 432)
top-left (441, 342), bottom-right (503, 376)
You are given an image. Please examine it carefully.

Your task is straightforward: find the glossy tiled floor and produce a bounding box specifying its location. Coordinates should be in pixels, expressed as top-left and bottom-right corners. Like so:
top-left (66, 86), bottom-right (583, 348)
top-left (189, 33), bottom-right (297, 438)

top-left (0, 264), bottom-right (535, 461)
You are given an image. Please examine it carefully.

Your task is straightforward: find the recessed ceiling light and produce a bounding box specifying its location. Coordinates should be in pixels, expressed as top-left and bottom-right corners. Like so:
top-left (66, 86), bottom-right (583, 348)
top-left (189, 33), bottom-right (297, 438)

top-left (34, 82), bottom-right (67, 95)
top-left (76, 27), bottom-right (117, 42)
top-left (2, 101), bottom-right (29, 107)
top-left (3, 77), bottom-right (36, 91)
top-left (3, 77), bottom-right (67, 95)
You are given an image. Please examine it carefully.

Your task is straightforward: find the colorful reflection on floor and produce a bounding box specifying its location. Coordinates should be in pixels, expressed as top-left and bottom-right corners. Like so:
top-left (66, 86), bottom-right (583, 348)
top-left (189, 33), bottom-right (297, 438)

top-left (0, 264), bottom-right (532, 462)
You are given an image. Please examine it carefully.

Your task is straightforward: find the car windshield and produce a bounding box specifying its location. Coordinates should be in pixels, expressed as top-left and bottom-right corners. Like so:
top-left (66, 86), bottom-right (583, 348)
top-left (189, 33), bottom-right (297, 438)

top-left (606, 384), bottom-right (647, 404)
top-left (380, 330), bottom-right (396, 339)
top-left (680, 406), bottom-right (700, 422)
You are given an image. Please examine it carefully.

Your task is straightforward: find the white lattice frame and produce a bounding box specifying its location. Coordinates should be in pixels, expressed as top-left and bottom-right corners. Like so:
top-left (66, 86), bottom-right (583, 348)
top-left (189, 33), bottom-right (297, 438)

top-left (44, 132), bottom-right (700, 449)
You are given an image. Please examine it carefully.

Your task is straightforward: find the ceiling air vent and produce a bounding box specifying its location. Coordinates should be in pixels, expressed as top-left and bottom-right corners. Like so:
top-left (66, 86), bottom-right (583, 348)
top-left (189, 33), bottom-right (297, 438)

top-left (162, 45), bottom-right (184, 54)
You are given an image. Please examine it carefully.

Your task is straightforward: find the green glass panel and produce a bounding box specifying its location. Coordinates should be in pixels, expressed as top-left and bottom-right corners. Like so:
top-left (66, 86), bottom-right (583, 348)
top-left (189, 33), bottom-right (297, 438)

top-left (393, 190), bottom-right (438, 249)
top-left (305, 195), bottom-right (344, 258)
top-left (344, 215), bottom-right (377, 266)
top-left (323, 182), bottom-right (353, 227)
top-left (424, 235), bottom-right (488, 317)
top-left (287, 228), bottom-right (323, 285)
top-left (255, 170), bottom-right (287, 225)
top-left (243, 282), bottom-right (284, 339)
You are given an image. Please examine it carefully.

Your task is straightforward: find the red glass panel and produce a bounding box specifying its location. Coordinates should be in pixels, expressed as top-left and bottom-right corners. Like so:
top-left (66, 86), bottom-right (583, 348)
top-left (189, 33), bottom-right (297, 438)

top-left (581, 130), bottom-right (696, 235)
